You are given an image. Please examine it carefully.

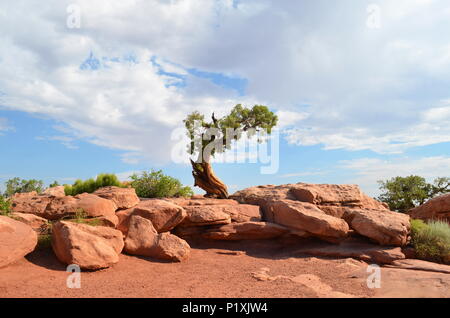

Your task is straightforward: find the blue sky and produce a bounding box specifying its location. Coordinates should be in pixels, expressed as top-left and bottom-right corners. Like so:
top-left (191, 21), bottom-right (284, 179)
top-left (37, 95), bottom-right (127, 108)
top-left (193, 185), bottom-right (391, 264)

top-left (1, 0), bottom-right (450, 197)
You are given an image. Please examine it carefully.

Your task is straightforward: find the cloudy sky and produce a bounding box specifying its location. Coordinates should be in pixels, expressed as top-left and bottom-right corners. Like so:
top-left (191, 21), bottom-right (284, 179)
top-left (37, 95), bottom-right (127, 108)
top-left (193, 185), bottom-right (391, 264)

top-left (0, 0), bottom-right (449, 196)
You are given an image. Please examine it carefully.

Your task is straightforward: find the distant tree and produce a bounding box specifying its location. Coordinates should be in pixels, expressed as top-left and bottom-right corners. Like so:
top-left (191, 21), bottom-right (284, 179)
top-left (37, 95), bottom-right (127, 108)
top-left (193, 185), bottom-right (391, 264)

top-left (378, 175), bottom-right (450, 212)
top-left (4, 177), bottom-right (45, 197)
top-left (184, 104), bottom-right (278, 198)
top-left (49, 181), bottom-right (60, 188)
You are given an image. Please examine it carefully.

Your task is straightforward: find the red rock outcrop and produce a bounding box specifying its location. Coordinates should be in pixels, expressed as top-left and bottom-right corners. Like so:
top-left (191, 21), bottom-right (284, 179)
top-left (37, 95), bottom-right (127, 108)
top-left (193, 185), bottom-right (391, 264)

top-left (232, 183), bottom-right (410, 246)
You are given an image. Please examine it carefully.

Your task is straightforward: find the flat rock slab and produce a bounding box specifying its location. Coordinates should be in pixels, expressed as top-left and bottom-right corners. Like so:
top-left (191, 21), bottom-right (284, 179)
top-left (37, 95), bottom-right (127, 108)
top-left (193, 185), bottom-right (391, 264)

top-left (0, 216), bottom-right (37, 268)
top-left (385, 259), bottom-right (450, 274)
top-left (203, 222), bottom-right (289, 241)
top-left (296, 238), bottom-right (405, 264)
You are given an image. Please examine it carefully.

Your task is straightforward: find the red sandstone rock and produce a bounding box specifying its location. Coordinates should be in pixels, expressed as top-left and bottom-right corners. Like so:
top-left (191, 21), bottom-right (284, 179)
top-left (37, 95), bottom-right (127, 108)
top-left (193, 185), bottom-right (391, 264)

top-left (51, 221), bottom-right (124, 270)
top-left (0, 216), bottom-right (38, 268)
top-left (10, 212), bottom-right (49, 234)
top-left (266, 200), bottom-right (350, 240)
top-left (94, 186), bottom-right (140, 210)
top-left (408, 193), bottom-right (450, 222)
top-left (344, 208), bottom-right (410, 246)
top-left (124, 215), bottom-right (190, 262)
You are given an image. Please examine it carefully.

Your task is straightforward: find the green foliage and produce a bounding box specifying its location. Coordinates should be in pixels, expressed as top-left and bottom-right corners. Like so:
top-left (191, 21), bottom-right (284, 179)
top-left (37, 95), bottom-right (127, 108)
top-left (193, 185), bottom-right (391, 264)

top-left (64, 173), bottom-right (123, 196)
top-left (37, 234), bottom-right (52, 249)
top-left (184, 104), bottom-right (278, 161)
top-left (49, 181), bottom-right (60, 188)
top-left (130, 170), bottom-right (194, 198)
top-left (0, 195), bottom-right (11, 216)
top-left (377, 176), bottom-right (450, 212)
top-left (411, 219), bottom-right (450, 264)
top-left (4, 177), bottom-right (44, 197)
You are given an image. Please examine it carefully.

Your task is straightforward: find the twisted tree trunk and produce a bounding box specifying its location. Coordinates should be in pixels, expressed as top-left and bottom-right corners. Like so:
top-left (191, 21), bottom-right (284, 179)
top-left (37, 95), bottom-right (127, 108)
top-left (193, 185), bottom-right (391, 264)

top-left (190, 160), bottom-right (229, 199)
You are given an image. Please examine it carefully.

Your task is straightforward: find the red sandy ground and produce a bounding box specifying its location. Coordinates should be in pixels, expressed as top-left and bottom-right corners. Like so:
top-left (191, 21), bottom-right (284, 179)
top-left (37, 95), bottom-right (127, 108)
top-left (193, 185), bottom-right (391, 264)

top-left (0, 240), bottom-right (449, 298)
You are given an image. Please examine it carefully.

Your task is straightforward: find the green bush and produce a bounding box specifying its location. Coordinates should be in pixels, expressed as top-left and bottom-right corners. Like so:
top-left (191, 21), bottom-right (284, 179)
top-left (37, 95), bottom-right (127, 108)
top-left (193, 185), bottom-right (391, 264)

top-left (0, 195), bottom-right (11, 216)
top-left (64, 173), bottom-right (123, 196)
top-left (130, 170), bottom-right (194, 198)
top-left (49, 181), bottom-right (60, 188)
top-left (411, 219), bottom-right (450, 264)
top-left (4, 177), bottom-right (44, 197)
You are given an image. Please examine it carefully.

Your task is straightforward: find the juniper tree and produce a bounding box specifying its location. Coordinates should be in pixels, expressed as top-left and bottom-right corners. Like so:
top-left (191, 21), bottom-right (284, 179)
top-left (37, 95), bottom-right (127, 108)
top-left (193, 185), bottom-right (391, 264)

top-left (184, 104), bottom-right (278, 198)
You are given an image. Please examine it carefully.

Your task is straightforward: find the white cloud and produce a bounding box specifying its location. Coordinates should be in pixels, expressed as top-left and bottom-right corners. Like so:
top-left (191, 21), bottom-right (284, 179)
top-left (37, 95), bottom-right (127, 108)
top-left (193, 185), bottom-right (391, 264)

top-left (339, 156), bottom-right (450, 196)
top-left (1, 0), bottom-right (450, 163)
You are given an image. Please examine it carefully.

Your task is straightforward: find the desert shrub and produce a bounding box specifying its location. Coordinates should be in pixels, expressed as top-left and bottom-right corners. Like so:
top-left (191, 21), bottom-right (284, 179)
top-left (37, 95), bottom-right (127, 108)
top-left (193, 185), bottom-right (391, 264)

top-left (64, 173), bottom-right (123, 196)
top-left (411, 219), bottom-right (450, 264)
top-left (49, 181), bottom-right (60, 188)
top-left (4, 177), bottom-right (44, 197)
top-left (0, 195), bottom-right (11, 216)
top-left (130, 170), bottom-right (194, 198)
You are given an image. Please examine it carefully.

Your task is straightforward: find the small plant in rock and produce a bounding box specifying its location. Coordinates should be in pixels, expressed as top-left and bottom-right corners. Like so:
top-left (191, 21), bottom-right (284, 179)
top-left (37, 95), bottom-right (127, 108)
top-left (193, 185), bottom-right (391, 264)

top-left (130, 170), bottom-right (194, 198)
top-left (411, 219), bottom-right (450, 264)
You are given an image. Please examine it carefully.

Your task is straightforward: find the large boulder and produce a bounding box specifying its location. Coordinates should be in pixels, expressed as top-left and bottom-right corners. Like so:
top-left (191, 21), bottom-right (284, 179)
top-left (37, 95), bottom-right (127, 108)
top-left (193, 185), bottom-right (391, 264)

top-left (42, 186), bottom-right (66, 197)
top-left (119, 200), bottom-right (186, 234)
top-left (266, 200), bottom-right (350, 240)
top-left (93, 186), bottom-right (140, 210)
top-left (51, 221), bottom-right (124, 270)
top-left (124, 215), bottom-right (190, 262)
top-left (344, 209), bottom-right (410, 246)
top-left (203, 222), bottom-right (289, 241)
top-left (408, 193), bottom-right (450, 222)
top-left (0, 216), bottom-right (38, 268)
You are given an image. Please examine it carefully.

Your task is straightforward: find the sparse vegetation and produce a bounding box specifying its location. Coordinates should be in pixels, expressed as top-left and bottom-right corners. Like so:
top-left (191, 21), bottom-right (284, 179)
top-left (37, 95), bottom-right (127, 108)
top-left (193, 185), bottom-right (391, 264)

top-left (378, 176), bottom-right (450, 212)
top-left (0, 195), bottom-right (11, 216)
top-left (64, 208), bottom-right (102, 226)
top-left (64, 173), bottom-right (124, 196)
top-left (410, 219), bottom-right (450, 264)
top-left (130, 170), bottom-right (194, 198)
top-left (3, 177), bottom-right (44, 197)
top-left (37, 234), bottom-right (52, 249)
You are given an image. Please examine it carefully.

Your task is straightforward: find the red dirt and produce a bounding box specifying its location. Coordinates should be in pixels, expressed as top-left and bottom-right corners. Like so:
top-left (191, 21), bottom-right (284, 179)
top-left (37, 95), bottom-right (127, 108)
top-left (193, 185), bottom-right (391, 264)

top-left (0, 240), bottom-right (448, 298)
